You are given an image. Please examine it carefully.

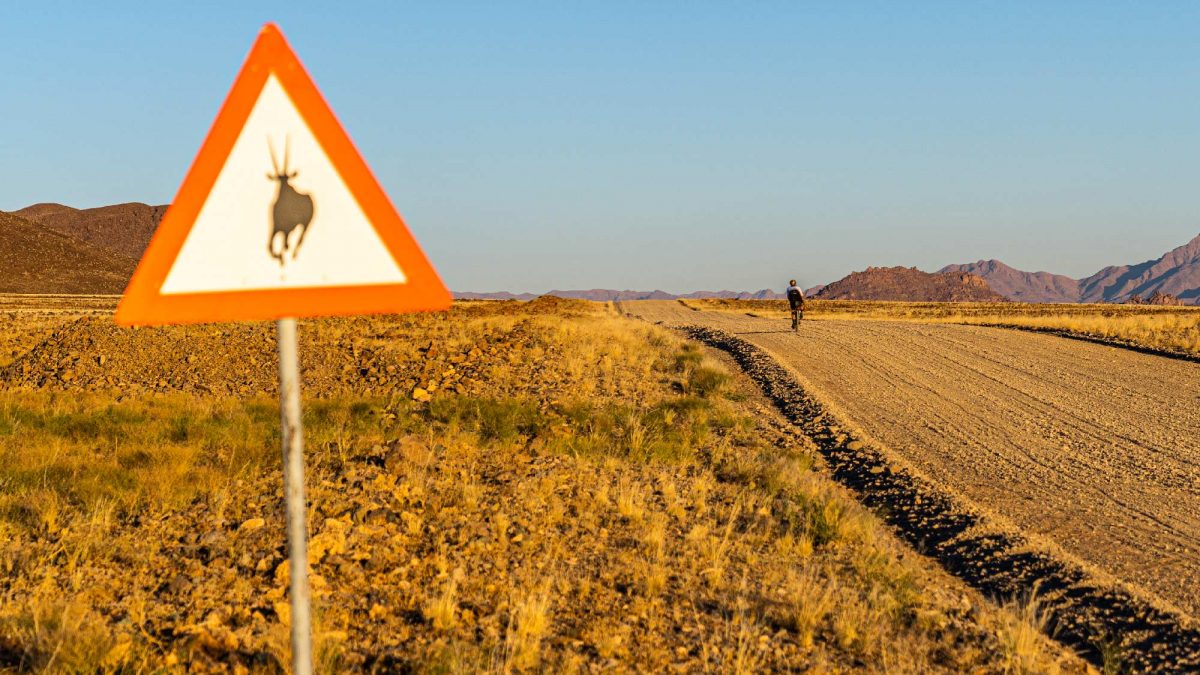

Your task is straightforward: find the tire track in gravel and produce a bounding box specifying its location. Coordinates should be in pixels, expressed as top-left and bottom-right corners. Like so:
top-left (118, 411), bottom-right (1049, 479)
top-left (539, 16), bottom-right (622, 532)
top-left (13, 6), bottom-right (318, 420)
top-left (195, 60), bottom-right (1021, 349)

top-left (845, 325), bottom-right (1199, 539)
top-left (621, 300), bottom-right (1200, 672)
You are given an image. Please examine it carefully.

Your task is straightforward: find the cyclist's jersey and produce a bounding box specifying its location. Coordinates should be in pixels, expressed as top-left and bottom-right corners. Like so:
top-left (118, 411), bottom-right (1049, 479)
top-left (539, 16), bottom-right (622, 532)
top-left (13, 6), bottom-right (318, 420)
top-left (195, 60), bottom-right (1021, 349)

top-left (786, 286), bottom-right (804, 309)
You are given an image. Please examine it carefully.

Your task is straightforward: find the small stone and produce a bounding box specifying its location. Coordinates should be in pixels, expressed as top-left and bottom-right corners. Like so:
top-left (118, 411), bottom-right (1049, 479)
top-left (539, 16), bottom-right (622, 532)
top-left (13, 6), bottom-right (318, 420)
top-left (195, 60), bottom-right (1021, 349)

top-left (846, 441), bottom-right (864, 451)
top-left (274, 601), bottom-right (292, 627)
top-left (238, 517), bottom-right (265, 533)
top-left (411, 387), bottom-right (431, 402)
top-left (167, 574), bottom-right (191, 594)
top-left (307, 528), bottom-right (347, 564)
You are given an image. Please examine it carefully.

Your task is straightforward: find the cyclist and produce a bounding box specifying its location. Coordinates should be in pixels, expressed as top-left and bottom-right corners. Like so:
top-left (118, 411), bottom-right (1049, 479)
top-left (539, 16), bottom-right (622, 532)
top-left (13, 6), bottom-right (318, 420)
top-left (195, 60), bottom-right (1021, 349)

top-left (786, 280), bottom-right (805, 330)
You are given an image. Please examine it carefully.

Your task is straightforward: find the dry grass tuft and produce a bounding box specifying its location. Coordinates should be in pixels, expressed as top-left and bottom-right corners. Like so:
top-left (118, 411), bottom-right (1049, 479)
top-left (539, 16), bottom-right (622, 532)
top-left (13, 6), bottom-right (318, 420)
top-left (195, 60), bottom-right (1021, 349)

top-left (424, 577), bottom-right (460, 632)
top-left (782, 569), bottom-right (835, 649)
top-left (504, 584), bottom-right (553, 670)
top-left (998, 586), bottom-right (1057, 675)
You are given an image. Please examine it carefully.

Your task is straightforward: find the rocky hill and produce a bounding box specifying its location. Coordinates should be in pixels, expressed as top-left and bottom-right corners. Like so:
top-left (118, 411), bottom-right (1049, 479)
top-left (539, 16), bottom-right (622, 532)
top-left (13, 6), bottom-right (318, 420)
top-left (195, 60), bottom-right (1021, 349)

top-left (1077, 234), bottom-right (1200, 303)
top-left (13, 202), bottom-right (167, 259)
top-left (814, 266), bottom-right (1007, 302)
top-left (0, 210), bottom-right (137, 294)
top-left (938, 260), bottom-right (1079, 303)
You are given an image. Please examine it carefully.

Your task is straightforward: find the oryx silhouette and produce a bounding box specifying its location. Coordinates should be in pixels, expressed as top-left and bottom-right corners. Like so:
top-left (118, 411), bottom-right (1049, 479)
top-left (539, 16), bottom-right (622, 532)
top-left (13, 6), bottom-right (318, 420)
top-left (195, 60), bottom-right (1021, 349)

top-left (267, 136), bottom-right (314, 266)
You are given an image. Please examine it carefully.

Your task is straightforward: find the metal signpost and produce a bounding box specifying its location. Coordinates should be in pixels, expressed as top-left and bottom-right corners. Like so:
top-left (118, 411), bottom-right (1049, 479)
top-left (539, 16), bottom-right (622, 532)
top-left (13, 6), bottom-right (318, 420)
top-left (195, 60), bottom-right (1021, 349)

top-left (276, 317), bottom-right (312, 674)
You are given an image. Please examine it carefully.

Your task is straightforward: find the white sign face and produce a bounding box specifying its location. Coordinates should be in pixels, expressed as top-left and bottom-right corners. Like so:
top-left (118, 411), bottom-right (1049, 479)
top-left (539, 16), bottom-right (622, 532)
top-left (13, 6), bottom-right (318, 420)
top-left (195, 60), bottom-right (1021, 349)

top-left (160, 75), bottom-right (407, 295)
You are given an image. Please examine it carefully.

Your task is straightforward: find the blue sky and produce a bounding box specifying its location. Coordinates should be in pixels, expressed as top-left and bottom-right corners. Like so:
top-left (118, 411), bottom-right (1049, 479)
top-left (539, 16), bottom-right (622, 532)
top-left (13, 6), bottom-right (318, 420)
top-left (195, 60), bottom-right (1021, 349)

top-left (2, 2), bottom-right (1198, 292)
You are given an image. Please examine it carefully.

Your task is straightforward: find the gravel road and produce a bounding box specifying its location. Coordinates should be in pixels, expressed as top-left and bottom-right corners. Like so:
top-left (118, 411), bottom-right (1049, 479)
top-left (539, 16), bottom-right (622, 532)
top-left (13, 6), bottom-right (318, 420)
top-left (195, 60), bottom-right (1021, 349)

top-left (627, 300), bottom-right (1200, 619)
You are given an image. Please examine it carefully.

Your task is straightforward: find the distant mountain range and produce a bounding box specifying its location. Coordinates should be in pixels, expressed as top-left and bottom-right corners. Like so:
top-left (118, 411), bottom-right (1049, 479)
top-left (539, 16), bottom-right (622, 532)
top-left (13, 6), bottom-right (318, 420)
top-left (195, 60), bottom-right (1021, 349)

top-left (459, 235), bottom-right (1200, 304)
top-left (455, 289), bottom-right (785, 301)
top-left (941, 233), bottom-right (1200, 304)
top-left (1, 201), bottom-right (1197, 304)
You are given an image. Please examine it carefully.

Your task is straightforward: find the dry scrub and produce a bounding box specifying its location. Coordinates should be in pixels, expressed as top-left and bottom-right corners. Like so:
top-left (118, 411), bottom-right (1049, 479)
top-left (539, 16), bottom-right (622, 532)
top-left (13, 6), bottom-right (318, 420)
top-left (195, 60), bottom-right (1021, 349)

top-left (682, 297), bottom-right (1200, 356)
top-left (0, 299), bottom-right (1080, 672)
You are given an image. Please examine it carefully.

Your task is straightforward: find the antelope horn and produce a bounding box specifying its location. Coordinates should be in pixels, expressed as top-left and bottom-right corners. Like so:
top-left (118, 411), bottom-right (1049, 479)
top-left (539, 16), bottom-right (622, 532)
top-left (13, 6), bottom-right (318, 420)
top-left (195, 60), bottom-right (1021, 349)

top-left (267, 137), bottom-right (281, 176)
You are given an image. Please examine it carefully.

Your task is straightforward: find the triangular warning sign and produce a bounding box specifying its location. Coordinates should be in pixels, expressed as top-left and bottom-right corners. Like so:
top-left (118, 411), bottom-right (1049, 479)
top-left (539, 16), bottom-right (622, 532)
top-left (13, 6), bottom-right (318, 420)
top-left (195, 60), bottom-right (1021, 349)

top-left (115, 24), bottom-right (450, 325)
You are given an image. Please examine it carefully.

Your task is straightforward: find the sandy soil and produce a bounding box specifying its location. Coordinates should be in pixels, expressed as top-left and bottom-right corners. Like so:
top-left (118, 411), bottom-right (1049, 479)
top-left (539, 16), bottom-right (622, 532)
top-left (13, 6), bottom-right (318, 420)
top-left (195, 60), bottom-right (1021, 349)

top-left (628, 300), bottom-right (1200, 619)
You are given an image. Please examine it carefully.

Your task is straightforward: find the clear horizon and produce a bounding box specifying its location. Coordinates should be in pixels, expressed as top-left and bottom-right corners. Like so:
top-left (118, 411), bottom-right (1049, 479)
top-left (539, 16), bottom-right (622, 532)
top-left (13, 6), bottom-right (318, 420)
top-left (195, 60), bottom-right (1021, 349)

top-left (3, 2), bottom-right (1198, 293)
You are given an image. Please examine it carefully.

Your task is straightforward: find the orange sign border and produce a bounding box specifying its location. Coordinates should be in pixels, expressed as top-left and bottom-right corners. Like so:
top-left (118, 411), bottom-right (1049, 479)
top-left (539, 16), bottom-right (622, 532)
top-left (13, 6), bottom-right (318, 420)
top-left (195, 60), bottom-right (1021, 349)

top-left (115, 23), bottom-right (451, 326)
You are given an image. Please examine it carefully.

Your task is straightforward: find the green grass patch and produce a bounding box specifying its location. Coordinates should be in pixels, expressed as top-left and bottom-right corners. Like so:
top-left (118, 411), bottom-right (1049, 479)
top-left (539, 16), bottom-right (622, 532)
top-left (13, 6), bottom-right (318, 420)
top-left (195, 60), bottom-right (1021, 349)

top-left (427, 397), bottom-right (553, 443)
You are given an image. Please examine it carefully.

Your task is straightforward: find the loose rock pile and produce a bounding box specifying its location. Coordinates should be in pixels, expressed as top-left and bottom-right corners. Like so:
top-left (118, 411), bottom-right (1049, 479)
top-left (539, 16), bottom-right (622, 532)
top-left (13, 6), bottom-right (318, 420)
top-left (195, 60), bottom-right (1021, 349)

top-left (0, 300), bottom-right (589, 400)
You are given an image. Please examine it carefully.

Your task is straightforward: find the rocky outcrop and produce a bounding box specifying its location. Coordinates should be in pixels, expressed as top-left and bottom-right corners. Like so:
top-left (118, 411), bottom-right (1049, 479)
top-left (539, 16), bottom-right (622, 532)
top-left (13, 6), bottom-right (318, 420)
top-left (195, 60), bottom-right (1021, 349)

top-left (813, 267), bottom-right (1007, 302)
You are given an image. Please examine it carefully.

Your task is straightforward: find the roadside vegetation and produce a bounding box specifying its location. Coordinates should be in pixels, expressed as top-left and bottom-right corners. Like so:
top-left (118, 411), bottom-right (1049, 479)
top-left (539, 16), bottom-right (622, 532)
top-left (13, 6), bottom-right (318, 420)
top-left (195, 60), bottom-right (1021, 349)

top-left (682, 297), bottom-right (1200, 356)
top-left (0, 299), bottom-right (1081, 672)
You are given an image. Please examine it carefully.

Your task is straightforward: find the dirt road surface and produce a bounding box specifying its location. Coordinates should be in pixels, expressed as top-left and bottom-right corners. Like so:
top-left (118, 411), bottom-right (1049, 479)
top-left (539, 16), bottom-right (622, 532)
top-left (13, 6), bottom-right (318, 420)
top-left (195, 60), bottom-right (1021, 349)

top-left (626, 300), bottom-right (1200, 619)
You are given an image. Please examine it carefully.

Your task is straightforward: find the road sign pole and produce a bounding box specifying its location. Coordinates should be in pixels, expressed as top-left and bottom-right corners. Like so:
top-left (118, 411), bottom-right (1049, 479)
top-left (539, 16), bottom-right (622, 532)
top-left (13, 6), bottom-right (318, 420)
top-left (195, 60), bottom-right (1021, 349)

top-left (276, 317), bottom-right (313, 675)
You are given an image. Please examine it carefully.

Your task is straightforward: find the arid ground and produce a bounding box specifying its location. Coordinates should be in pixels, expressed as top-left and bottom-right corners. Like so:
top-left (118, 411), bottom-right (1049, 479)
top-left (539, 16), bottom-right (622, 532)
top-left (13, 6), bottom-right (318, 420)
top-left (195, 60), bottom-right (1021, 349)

top-left (0, 296), bottom-right (1098, 673)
